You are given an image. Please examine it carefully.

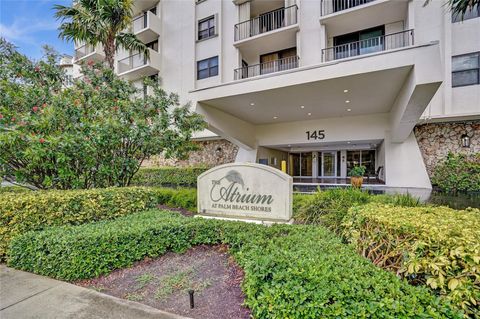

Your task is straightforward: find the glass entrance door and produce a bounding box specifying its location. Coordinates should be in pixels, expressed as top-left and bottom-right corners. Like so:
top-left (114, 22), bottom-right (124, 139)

top-left (288, 152), bottom-right (312, 177)
top-left (321, 152), bottom-right (336, 177)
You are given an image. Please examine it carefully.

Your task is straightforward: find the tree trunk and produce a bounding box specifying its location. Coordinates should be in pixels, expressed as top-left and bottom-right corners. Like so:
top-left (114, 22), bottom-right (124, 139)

top-left (103, 36), bottom-right (116, 70)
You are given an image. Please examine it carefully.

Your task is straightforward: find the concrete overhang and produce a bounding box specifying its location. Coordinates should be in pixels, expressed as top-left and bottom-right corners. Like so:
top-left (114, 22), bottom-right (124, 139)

top-left (194, 42), bottom-right (442, 147)
top-left (319, 0), bottom-right (409, 37)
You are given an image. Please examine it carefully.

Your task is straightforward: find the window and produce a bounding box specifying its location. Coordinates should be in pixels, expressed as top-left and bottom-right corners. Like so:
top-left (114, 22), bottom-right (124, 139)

top-left (198, 16), bottom-right (215, 40)
top-left (452, 52), bottom-right (480, 87)
top-left (452, 4), bottom-right (479, 22)
top-left (197, 56), bottom-right (218, 80)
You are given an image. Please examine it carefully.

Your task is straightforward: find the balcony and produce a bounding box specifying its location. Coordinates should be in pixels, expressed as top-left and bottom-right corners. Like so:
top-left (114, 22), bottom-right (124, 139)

top-left (322, 29), bottom-right (414, 62)
top-left (321, 0), bottom-right (375, 16)
top-left (117, 48), bottom-right (160, 80)
top-left (234, 56), bottom-right (299, 80)
top-left (74, 44), bottom-right (105, 62)
top-left (132, 11), bottom-right (161, 44)
top-left (234, 5), bottom-right (298, 42)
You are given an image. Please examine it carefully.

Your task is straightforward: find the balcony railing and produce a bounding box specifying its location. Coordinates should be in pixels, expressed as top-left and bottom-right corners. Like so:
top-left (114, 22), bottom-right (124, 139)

top-left (118, 52), bottom-right (148, 73)
top-left (132, 12), bottom-right (148, 32)
top-left (234, 5), bottom-right (298, 42)
top-left (321, 0), bottom-right (376, 16)
top-left (75, 44), bottom-right (95, 60)
top-left (234, 56), bottom-right (299, 80)
top-left (322, 29), bottom-right (414, 62)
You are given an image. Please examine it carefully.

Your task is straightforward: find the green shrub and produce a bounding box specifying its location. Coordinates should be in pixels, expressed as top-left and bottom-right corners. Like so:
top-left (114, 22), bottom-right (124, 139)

top-left (294, 188), bottom-right (371, 231)
top-left (343, 203), bottom-right (480, 316)
top-left (131, 167), bottom-right (209, 187)
top-left (372, 192), bottom-right (423, 207)
top-left (0, 186), bottom-right (31, 195)
top-left (0, 186), bottom-right (196, 258)
top-left (432, 152), bottom-right (480, 193)
top-left (8, 210), bottom-right (462, 318)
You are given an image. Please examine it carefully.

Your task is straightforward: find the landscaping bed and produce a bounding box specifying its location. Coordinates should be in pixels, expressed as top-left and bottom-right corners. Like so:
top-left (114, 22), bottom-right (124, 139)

top-left (8, 209), bottom-right (463, 318)
top-left (76, 245), bottom-right (250, 319)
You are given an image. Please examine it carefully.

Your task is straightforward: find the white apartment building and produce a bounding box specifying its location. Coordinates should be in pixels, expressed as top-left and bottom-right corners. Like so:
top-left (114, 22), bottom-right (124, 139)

top-left (73, 0), bottom-right (480, 189)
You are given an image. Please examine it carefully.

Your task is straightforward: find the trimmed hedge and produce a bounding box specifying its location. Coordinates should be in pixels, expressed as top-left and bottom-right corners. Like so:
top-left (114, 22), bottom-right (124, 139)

top-left (0, 187), bottom-right (196, 258)
top-left (343, 203), bottom-right (480, 316)
top-left (131, 167), bottom-right (209, 187)
top-left (0, 186), bottom-right (31, 194)
top-left (8, 210), bottom-right (462, 318)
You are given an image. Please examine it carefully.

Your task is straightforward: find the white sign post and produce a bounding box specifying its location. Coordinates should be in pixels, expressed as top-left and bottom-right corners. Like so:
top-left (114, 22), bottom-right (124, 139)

top-left (197, 163), bottom-right (293, 222)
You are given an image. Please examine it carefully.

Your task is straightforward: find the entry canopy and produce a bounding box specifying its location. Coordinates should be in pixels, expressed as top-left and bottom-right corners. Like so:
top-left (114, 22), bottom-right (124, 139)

top-left (193, 42), bottom-right (442, 147)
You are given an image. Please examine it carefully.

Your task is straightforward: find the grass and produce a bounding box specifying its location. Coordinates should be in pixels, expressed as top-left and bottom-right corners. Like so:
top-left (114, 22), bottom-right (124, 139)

top-left (135, 272), bottom-right (156, 289)
top-left (154, 267), bottom-right (211, 300)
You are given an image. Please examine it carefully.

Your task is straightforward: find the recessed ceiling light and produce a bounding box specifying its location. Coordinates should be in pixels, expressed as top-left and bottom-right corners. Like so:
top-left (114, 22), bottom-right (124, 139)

top-left (347, 141), bottom-right (351, 144)
top-left (250, 102), bottom-right (255, 106)
top-left (273, 116), bottom-right (278, 119)
top-left (347, 108), bottom-right (352, 112)
top-left (345, 100), bottom-right (350, 103)
top-left (307, 112), bottom-right (312, 116)
top-left (288, 144), bottom-right (291, 147)
top-left (344, 89), bottom-right (349, 93)
top-left (300, 105), bottom-right (305, 109)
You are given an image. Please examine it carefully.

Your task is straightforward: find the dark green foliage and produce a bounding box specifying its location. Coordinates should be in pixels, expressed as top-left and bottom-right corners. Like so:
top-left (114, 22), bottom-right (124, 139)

top-left (0, 39), bottom-right (205, 190)
top-left (131, 167), bottom-right (209, 187)
top-left (0, 187), bottom-right (196, 258)
top-left (294, 188), bottom-right (371, 231)
top-left (432, 152), bottom-right (480, 193)
top-left (348, 165), bottom-right (366, 177)
top-left (8, 211), bottom-right (462, 318)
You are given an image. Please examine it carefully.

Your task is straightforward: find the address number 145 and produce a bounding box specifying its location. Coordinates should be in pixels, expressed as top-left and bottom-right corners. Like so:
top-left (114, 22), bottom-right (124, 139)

top-left (306, 130), bottom-right (325, 140)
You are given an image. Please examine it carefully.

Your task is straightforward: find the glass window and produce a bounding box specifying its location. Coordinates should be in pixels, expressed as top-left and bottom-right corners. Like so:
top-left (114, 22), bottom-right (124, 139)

top-left (452, 52), bottom-right (480, 87)
top-left (452, 4), bottom-right (480, 22)
top-left (197, 56), bottom-right (219, 80)
top-left (198, 16), bottom-right (215, 40)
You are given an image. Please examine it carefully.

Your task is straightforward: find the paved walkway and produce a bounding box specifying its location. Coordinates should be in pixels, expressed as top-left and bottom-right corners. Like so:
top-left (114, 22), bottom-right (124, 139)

top-left (0, 265), bottom-right (190, 319)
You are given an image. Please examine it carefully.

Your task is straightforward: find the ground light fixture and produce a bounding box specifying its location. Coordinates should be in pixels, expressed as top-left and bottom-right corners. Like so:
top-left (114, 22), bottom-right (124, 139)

top-left (300, 105), bottom-right (305, 109)
top-left (307, 112), bottom-right (312, 116)
top-left (343, 89), bottom-right (349, 93)
top-left (345, 100), bottom-right (350, 103)
top-left (250, 102), bottom-right (255, 106)
top-left (461, 133), bottom-right (471, 148)
top-left (273, 116), bottom-right (278, 119)
top-left (347, 108), bottom-right (352, 112)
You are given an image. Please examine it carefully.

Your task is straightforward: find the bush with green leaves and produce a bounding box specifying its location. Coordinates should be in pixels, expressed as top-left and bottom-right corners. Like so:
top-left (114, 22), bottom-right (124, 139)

top-left (0, 39), bottom-right (205, 190)
top-left (343, 203), bottom-right (480, 316)
top-left (294, 188), bottom-right (371, 231)
top-left (8, 210), bottom-right (462, 318)
top-left (348, 165), bottom-right (366, 177)
top-left (0, 186), bottom-right (196, 258)
top-left (431, 152), bottom-right (480, 193)
top-left (131, 167), bottom-right (209, 187)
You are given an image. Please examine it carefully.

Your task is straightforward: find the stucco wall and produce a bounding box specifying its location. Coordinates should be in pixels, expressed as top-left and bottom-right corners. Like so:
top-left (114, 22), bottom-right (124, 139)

top-left (414, 121), bottom-right (480, 176)
top-left (142, 139), bottom-right (238, 168)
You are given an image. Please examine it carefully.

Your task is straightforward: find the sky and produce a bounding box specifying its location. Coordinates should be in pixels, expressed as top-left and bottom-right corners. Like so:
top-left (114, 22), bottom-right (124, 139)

top-left (0, 0), bottom-right (73, 60)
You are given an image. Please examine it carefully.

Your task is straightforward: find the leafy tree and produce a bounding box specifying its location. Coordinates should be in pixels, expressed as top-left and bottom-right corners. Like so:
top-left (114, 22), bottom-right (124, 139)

top-left (425, 0), bottom-right (480, 20)
top-left (54, 0), bottom-right (149, 69)
top-left (0, 39), bottom-right (206, 189)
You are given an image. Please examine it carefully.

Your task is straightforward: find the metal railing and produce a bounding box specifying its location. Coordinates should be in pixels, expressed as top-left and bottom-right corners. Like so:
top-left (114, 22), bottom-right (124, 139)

top-left (322, 29), bottom-right (414, 62)
top-left (321, 0), bottom-right (375, 16)
top-left (132, 12), bottom-right (148, 33)
top-left (234, 5), bottom-right (298, 42)
top-left (75, 44), bottom-right (95, 60)
top-left (234, 55), bottom-right (299, 80)
top-left (118, 52), bottom-right (148, 73)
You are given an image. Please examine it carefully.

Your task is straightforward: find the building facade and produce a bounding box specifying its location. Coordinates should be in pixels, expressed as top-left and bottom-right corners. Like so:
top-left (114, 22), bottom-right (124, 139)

top-left (73, 0), bottom-right (480, 189)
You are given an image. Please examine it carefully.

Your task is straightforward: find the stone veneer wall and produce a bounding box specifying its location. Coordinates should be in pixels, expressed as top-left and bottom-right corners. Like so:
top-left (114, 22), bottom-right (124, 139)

top-left (142, 139), bottom-right (238, 168)
top-left (414, 121), bottom-right (480, 176)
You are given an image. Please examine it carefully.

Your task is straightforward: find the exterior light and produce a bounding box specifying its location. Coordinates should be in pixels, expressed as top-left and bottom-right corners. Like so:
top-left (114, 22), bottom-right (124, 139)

top-left (461, 133), bottom-right (471, 148)
top-left (307, 112), bottom-right (312, 116)
top-left (273, 116), bottom-right (278, 119)
top-left (345, 100), bottom-right (350, 103)
top-left (250, 102), bottom-right (255, 106)
top-left (300, 105), bottom-right (305, 109)
top-left (347, 141), bottom-right (351, 144)
top-left (347, 108), bottom-right (351, 112)
top-left (288, 144), bottom-right (291, 147)
top-left (343, 89), bottom-right (349, 93)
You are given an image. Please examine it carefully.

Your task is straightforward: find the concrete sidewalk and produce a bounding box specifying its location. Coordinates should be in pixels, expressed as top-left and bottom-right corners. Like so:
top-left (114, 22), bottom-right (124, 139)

top-left (0, 265), bottom-right (190, 319)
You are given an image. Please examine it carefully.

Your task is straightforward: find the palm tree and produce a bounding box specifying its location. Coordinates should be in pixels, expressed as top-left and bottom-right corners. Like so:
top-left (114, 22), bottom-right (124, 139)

top-left (54, 0), bottom-right (149, 70)
top-left (424, 0), bottom-right (479, 21)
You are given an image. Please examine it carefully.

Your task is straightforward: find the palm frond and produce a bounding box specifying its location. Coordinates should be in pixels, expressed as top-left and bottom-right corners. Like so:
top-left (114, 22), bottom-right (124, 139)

top-left (116, 32), bottom-right (150, 58)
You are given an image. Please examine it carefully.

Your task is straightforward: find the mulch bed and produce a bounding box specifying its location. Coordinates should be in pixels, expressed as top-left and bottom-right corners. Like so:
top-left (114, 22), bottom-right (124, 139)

top-left (157, 204), bottom-right (195, 217)
top-left (76, 245), bottom-right (251, 319)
